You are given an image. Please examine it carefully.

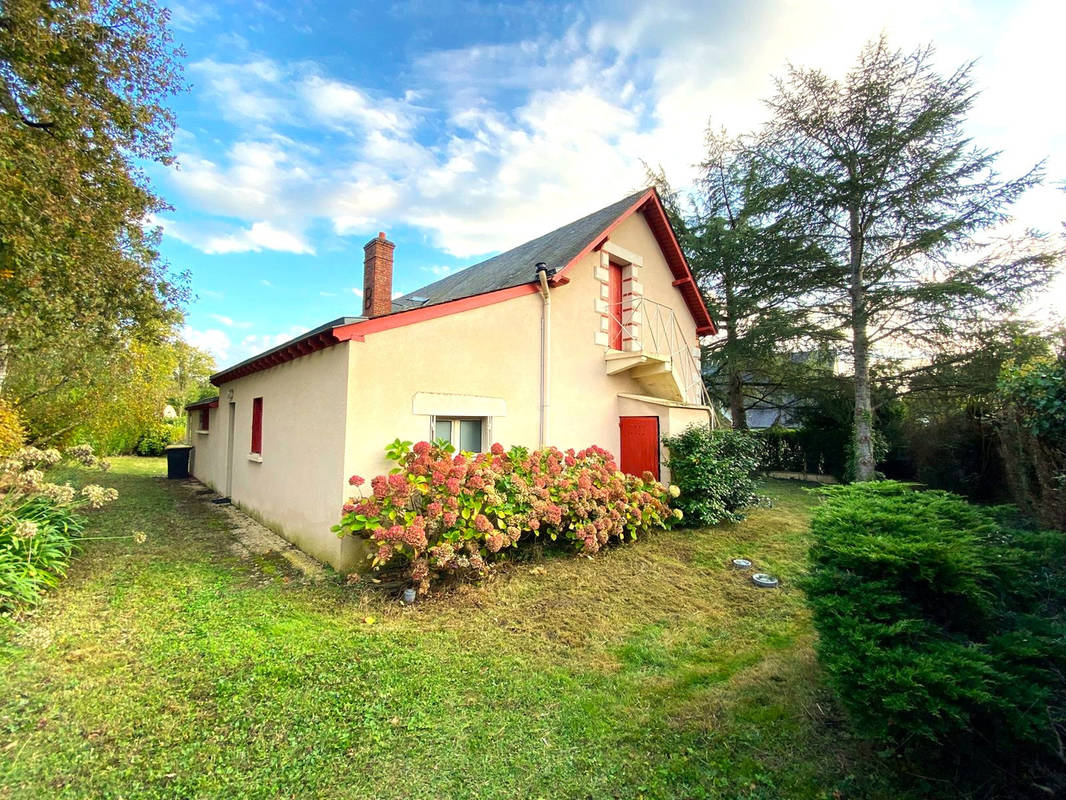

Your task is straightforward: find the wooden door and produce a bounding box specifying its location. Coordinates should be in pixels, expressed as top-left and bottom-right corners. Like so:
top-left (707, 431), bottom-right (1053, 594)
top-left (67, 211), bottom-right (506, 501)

top-left (619, 416), bottom-right (660, 480)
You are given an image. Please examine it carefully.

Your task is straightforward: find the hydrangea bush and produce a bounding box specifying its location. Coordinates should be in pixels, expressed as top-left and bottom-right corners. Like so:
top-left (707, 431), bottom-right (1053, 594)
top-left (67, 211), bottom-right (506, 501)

top-left (334, 439), bottom-right (680, 594)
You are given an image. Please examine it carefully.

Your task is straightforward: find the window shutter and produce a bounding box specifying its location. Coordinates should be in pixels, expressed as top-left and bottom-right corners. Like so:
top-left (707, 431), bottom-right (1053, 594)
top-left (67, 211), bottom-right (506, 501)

top-left (251, 397), bottom-right (263, 454)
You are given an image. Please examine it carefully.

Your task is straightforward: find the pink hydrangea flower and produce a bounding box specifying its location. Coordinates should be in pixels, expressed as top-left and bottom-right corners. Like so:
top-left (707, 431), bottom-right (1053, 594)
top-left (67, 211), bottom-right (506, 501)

top-left (348, 474), bottom-right (365, 486)
top-left (371, 475), bottom-right (388, 499)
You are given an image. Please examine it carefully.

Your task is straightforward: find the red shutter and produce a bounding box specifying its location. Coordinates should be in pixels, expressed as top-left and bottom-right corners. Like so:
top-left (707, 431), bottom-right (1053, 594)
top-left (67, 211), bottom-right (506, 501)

top-left (251, 397), bottom-right (263, 454)
top-left (619, 416), bottom-right (660, 480)
top-left (608, 262), bottom-right (623, 350)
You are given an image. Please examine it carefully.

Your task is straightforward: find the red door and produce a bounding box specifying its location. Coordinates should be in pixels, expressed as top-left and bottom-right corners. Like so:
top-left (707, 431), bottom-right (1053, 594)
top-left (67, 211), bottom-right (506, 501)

top-left (608, 262), bottom-right (623, 349)
top-left (620, 416), bottom-right (660, 480)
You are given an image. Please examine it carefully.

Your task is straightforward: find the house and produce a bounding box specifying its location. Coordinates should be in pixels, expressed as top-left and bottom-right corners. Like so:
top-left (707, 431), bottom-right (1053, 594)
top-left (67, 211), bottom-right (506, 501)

top-left (705, 351), bottom-right (839, 429)
top-left (185, 188), bottom-right (718, 571)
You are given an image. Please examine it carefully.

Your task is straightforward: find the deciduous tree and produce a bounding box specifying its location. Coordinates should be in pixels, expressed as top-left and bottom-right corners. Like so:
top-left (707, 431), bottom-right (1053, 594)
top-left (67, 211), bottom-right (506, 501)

top-left (0, 0), bottom-right (185, 389)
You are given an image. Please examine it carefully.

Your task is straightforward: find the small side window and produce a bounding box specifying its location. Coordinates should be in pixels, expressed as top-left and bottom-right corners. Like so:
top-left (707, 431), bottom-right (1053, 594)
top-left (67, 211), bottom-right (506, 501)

top-left (433, 417), bottom-right (485, 453)
top-left (199, 408), bottom-right (210, 432)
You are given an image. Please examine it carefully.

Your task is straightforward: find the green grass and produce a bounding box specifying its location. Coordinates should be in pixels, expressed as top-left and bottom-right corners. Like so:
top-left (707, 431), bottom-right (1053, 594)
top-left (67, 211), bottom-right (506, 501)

top-left (0, 461), bottom-right (908, 799)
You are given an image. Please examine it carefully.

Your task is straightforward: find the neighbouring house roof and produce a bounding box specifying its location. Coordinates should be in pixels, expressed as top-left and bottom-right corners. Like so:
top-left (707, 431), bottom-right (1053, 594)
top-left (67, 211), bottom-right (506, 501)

top-left (185, 396), bottom-right (220, 411)
top-left (211, 188), bottom-right (716, 386)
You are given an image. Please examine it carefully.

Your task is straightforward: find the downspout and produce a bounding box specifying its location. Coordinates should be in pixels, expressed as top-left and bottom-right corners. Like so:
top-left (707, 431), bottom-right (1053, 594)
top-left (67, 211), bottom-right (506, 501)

top-left (536, 263), bottom-right (552, 448)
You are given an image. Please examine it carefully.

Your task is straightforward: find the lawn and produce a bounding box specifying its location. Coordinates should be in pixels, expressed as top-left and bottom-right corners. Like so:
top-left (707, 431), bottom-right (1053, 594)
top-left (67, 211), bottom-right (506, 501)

top-left (0, 458), bottom-right (907, 799)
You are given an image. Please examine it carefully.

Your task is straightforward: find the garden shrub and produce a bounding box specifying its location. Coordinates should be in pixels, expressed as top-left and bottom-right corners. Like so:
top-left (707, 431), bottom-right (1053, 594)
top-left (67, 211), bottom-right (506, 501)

top-left (133, 419), bottom-right (184, 456)
top-left (1, 445), bottom-right (120, 614)
top-left (334, 440), bottom-right (679, 594)
top-left (996, 355), bottom-right (1066, 530)
top-left (0, 399), bottom-right (25, 456)
top-left (662, 425), bottom-right (763, 526)
top-left (803, 481), bottom-right (1066, 791)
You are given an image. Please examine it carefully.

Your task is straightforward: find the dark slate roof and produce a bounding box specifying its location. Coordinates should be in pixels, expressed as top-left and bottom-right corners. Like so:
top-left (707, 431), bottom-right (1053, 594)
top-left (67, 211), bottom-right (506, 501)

top-left (391, 189), bottom-right (648, 311)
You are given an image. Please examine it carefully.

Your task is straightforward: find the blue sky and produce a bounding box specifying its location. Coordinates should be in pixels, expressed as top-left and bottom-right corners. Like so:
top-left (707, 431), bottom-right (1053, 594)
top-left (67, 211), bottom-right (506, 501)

top-left (158, 0), bottom-right (1066, 369)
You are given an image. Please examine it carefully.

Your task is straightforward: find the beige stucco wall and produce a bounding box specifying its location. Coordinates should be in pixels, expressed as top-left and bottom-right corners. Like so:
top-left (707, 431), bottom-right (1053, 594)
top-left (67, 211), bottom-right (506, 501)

top-left (190, 344), bottom-right (362, 571)
top-left (343, 293), bottom-right (545, 481)
top-left (186, 407), bottom-right (226, 489)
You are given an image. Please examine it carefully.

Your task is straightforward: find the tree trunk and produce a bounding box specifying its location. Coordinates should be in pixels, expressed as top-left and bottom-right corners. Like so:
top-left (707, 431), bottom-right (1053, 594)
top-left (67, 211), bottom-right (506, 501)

top-left (721, 273), bottom-right (747, 429)
top-left (728, 367), bottom-right (747, 429)
top-left (849, 202), bottom-right (876, 481)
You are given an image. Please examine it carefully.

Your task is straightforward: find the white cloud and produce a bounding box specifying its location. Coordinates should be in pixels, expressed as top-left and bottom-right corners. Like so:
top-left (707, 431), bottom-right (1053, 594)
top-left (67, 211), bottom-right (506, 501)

top-left (190, 59), bottom-right (288, 124)
top-left (159, 214), bottom-right (312, 256)
top-left (349, 287), bottom-right (364, 298)
top-left (208, 313), bottom-right (253, 329)
top-left (301, 75), bottom-right (416, 134)
top-left (164, 0), bottom-right (1065, 275)
top-left (182, 326), bottom-right (232, 363)
top-left (165, 2), bottom-right (220, 31)
top-left (232, 326), bottom-right (310, 365)
top-left (261, 279), bottom-right (273, 287)
top-left (203, 221), bottom-right (315, 255)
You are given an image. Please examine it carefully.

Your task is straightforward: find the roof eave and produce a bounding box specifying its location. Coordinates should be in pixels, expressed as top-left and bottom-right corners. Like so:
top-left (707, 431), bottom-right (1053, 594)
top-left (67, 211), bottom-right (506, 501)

top-left (185, 397), bottom-right (220, 411)
top-left (210, 316), bottom-right (362, 386)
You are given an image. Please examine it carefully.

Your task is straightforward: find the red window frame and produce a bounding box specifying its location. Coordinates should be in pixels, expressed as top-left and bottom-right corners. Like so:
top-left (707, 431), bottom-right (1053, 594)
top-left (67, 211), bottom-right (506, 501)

top-left (251, 397), bottom-right (263, 455)
top-left (608, 261), bottom-right (623, 350)
top-left (199, 408), bottom-right (210, 432)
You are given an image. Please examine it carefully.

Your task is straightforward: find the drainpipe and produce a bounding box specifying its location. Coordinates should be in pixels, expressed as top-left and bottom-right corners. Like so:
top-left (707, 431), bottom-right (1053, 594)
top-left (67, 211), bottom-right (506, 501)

top-left (536, 263), bottom-right (552, 448)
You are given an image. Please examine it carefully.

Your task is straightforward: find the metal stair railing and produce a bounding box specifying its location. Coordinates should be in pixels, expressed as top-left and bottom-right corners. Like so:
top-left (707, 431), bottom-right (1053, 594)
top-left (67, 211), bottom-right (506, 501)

top-left (606, 297), bottom-right (716, 416)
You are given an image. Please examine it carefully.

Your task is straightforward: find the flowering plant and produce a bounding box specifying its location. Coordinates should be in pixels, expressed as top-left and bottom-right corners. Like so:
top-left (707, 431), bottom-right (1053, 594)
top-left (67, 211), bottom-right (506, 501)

top-left (1, 445), bottom-right (131, 614)
top-left (334, 439), bottom-right (680, 595)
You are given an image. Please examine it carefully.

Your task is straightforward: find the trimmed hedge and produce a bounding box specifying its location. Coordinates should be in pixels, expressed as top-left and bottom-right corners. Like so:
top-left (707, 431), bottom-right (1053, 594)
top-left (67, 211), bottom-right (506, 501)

top-left (803, 481), bottom-right (1066, 790)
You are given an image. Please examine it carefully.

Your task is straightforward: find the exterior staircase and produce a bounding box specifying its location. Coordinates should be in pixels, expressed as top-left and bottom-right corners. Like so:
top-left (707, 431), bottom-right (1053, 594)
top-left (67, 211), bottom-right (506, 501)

top-left (603, 298), bottom-right (711, 407)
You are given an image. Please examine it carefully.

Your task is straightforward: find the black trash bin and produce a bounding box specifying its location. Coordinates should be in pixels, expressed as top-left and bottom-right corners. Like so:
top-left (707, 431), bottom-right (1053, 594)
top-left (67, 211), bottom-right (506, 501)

top-left (166, 444), bottom-right (193, 479)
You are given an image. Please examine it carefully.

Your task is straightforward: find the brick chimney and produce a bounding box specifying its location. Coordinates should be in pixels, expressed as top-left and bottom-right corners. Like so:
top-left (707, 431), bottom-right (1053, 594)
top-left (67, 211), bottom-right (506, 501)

top-left (362, 232), bottom-right (395, 318)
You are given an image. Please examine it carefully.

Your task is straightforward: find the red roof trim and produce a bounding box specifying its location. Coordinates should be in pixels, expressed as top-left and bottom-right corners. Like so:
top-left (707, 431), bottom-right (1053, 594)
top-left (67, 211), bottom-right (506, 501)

top-left (184, 398), bottom-right (219, 411)
top-left (554, 188), bottom-right (716, 336)
top-left (334, 189), bottom-right (715, 343)
top-left (211, 330), bottom-right (341, 386)
top-left (332, 284), bottom-right (540, 342)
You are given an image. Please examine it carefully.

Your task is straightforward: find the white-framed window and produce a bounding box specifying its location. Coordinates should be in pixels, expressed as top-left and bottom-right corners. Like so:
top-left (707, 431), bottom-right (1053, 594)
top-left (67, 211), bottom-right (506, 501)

top-left (432, 416), bottom-right (485, 453)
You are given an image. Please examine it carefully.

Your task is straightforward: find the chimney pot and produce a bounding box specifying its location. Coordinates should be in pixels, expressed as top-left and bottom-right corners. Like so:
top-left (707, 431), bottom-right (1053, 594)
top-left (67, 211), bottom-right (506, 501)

top-left (362, 232), bottom-right (395, 318)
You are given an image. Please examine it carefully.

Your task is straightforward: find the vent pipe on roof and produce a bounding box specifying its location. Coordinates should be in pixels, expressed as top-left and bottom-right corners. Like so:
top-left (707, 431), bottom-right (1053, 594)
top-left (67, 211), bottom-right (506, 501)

top-left (363, 232), bottom-right (395, 318)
